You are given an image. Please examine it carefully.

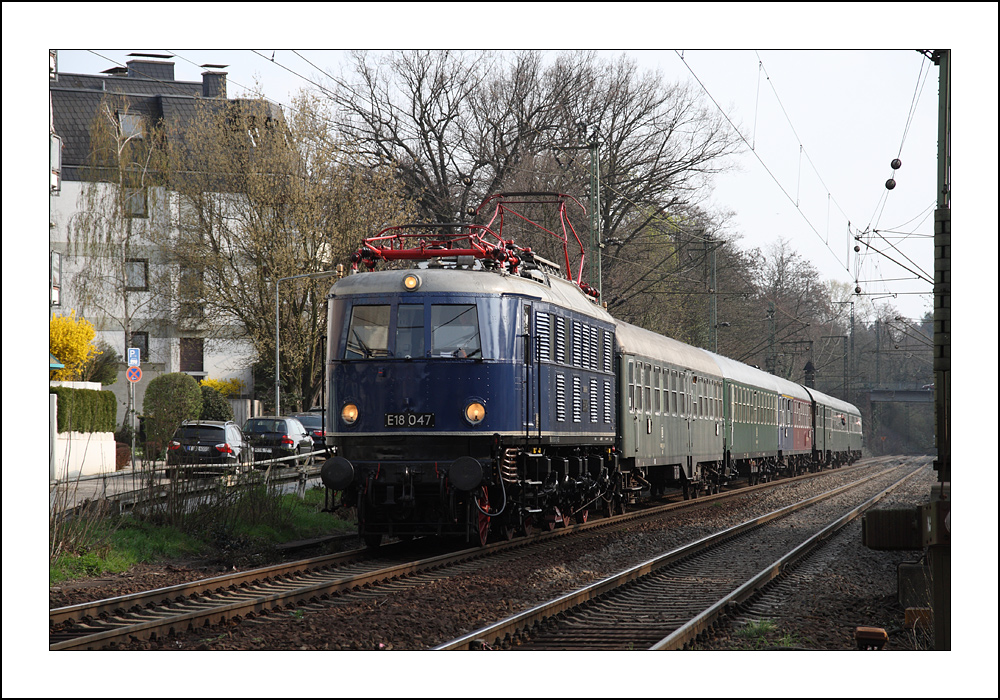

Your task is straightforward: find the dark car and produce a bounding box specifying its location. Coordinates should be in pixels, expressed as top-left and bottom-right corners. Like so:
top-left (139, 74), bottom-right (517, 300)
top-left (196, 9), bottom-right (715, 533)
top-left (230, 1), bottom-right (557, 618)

top-left (242, 416), bottom-right (315, 468)
top-left (165, 420), bottom-right (246, 478)
top-left (290, 412), bottom-right (332, 452)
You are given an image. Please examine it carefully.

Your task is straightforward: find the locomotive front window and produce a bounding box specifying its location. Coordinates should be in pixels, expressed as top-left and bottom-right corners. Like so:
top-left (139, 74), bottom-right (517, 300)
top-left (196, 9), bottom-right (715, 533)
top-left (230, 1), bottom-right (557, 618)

top-left (345, 305), bottom-right (390, 359)
top-left (395, 304), bottom-right (425, 359)
top-left (431, 304), bottom-right (481, 358)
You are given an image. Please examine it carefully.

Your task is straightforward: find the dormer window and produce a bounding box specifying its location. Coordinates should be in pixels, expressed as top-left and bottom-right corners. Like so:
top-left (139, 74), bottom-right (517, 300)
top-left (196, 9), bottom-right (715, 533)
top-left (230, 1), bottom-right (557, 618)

top-left (118, 111), bottom-right (144, 140)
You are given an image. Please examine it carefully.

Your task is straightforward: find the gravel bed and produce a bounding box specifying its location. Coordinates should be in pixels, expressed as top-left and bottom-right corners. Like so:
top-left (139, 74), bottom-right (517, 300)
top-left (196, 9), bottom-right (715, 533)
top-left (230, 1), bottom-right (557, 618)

top-left (50, 459), bottom-right (939, 655)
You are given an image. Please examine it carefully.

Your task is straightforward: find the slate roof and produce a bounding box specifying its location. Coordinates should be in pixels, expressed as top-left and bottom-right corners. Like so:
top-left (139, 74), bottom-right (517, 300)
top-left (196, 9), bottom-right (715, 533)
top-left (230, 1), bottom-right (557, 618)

top-left (50, 60), bottom-right (279, 183)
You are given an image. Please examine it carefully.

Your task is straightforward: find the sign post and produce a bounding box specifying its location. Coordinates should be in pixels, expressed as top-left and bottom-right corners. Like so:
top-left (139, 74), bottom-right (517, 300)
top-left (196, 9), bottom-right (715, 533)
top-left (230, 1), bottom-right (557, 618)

top-left (127, 348), bottom-right (141, 475)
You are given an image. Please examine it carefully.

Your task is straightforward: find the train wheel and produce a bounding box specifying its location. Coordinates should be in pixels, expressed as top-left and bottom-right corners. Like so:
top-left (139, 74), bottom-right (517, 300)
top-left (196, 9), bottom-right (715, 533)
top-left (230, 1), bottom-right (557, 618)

top-left (546, 509), bottom-right (558, 531)
top-left (363, 532), bottom-right (383, 548)
top-left (504, 523), bottom-right (517, 541)
top-left (575, 509), bottom-right (589, 524)
top-left (523, 516), bottom-right (535, 537)
top-left (476, 487), bottom-right (491, 547)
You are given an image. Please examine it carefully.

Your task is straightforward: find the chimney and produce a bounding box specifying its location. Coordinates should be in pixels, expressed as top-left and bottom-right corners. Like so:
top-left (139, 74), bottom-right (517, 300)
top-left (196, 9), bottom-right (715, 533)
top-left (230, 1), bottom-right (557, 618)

top-left (126, 53), bottom-right (175, 81)
top-left (201, 64), bottom-right (229, 98)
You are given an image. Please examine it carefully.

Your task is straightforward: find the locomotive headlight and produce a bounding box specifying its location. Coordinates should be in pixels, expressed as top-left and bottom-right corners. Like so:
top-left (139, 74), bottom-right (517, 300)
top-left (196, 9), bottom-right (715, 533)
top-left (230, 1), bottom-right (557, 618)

top-left (464, 401), bottom-right (486, 425)
top-left (341, 403), bottom-right (359, 425)
top-left (402, 274), bottom-right (421, 291)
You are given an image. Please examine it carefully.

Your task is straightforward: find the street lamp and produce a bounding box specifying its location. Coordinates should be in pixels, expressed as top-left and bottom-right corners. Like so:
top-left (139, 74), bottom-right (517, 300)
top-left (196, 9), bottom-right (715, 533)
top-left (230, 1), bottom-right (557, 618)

top-left (274, 270), bottom-right (339, 416)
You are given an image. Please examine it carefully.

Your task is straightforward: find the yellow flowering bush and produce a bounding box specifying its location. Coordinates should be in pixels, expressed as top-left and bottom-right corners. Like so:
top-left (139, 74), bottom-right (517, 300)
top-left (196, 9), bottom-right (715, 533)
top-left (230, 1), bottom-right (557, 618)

top-left (50, 310), bottom-right (101, 381)
top-left (201, 376), bottom-right (244, 398)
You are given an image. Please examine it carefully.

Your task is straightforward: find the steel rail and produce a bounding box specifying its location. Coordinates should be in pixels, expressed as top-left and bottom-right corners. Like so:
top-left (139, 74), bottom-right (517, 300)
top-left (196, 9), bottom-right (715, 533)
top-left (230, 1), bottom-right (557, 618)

top-left (649, 466), bottom-right (921, 649)
top-left (432, 462), bottom-right (907, 650)
top-left (50, 459), bottom-right (888, 650)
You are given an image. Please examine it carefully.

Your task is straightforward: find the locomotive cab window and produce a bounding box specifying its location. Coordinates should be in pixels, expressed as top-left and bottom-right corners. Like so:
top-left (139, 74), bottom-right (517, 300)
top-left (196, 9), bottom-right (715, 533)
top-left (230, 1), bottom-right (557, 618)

top-left (395, 304), bottom-right (424, 359)
top-left (431, 304), bottom-right (481, 358)
top-left (345, 305), bottom-right (390, 359)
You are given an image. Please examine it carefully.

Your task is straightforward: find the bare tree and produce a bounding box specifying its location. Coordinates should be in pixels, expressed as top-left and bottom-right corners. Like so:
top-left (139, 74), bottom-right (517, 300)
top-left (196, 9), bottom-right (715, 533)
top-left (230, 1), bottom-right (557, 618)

top-left (329, 50), bottom-right (584, 224)
top-left (67, 94), bottom-right (173, 426)
top-left (167, 91), bottom-right (414, 411)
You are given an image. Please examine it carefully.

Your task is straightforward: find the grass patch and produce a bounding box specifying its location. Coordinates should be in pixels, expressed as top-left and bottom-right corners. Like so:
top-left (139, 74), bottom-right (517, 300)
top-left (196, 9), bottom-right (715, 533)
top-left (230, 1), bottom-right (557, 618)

top-left (50, 485), bottom-right (354, 585)
top-left (718, 618), bottom-right (785, 650)
top-left (735, 618), bottom-right (777, 639)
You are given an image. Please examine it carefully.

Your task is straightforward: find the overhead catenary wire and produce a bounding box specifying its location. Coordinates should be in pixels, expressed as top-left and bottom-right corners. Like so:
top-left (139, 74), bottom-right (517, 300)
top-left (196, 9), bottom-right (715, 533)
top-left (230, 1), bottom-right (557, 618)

top-left (83, 49), bottom-right (926, 330)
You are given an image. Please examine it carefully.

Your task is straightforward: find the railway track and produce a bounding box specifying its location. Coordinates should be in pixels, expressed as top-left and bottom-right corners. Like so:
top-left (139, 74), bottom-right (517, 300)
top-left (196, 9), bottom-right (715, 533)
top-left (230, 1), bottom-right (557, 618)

top-left (433, 461), bottom-right (921, 650)
top-left (49, 458), bottom-right (897, 650)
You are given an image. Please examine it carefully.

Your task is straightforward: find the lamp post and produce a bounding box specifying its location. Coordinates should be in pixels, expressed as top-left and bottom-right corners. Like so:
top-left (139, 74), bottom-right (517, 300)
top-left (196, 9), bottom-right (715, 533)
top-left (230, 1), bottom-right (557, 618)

top-left (274, 270), bottom-right (338, 416)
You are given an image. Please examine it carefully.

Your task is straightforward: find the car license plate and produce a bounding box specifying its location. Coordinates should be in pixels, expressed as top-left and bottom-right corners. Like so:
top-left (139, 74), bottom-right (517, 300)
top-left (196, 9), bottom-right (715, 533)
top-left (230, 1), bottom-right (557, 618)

top-left (384, 412), bottom-right (435, 428)
top-left (253, 447), bottom-right (271, 454)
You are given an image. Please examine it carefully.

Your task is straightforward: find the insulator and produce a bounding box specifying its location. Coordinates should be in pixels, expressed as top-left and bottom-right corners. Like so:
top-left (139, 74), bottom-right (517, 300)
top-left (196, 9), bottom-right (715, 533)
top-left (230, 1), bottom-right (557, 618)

top-left (350, 251), bottom-right (362, 264)
top-left (462, 176), bottom-right (472, 186)
top-left (855, 286), bottom-right (862, 294)
top-left (885, 178), bottom-right (896, 190)
top-left (854, 245), bottom-right (860, 252)
top-left (466, 206), bottom-right (477, 216)
top-left (891, 158), bottom-right (902, 170)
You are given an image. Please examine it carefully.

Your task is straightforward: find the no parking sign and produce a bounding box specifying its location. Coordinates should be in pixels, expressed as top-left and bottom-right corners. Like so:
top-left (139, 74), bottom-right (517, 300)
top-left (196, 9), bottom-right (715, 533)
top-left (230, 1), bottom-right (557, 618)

top-left (126, 366), bottom-right (142, 383)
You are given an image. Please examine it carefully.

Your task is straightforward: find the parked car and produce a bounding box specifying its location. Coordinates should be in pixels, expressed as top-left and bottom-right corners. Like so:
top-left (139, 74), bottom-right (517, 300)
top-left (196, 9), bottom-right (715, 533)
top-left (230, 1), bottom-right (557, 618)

top-left (290, 412), bottom-right (332, 452)
top-left (165, 420), bottom-right (246, 478)
top-left (242, 416), bottom-right (315, 468)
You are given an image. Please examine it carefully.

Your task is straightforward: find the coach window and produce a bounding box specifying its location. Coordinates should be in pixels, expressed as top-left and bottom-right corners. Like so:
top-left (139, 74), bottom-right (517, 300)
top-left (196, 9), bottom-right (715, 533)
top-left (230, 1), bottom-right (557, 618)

top-left (627, 360), bottom-right (635, 411)
top-left (644, 363), bottom-right (651, 412)
top-left (636, 364), bottom-right (643, 412)
top-left (653, 367), bottom-right (661, 413)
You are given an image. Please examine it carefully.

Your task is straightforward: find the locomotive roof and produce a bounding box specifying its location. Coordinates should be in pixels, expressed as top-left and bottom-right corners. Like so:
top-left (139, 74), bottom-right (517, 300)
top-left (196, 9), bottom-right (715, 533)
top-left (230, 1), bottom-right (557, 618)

top-left (614, 321), bottom-right (722, 377)
top-left (329, 267), bottom-right (615, 323)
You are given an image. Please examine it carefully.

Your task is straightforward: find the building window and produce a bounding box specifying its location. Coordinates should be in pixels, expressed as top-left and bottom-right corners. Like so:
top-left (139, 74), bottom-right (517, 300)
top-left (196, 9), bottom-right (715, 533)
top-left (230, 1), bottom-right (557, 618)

top-left (124, 188), bottom-right (147, 217)
top-left (130, 331), bottom-right (149, 362)
top-left (178, 265), bottom-right (204, 322)
top-left (50, 251), bottom-right (62, 306)
top-left (117, 111), bottom-right (143, 140)
top-left (125, 258), bottom-right (148, 291)
top-left (180, 338), bottom-right (204, 373)
top-left (50, 133), bottom-right (63, 193)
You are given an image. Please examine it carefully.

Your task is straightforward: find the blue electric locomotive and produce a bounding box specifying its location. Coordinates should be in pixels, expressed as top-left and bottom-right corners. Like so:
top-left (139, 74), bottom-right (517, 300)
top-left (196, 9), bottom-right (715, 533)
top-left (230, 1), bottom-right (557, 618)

top-left (320, 193), bottom-right (863, 546)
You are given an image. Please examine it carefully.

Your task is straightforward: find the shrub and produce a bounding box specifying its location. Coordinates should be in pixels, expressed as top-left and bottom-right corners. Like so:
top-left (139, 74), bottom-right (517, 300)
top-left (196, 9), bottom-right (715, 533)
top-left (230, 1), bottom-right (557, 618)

top-left (115, 442), bottom-right (132, 469)
top-left (143, 372), bottom-right (203, 449)
top-left (81, 341), bottom-right (121, 386)
top-left (50, 386), bottom-right (117, 433)
top-left (201, 376), bottom-right (244, 398)
top-left (50, 309), bottom-right (101, 381)
top-left (200, 384), bottom-right (234, 421)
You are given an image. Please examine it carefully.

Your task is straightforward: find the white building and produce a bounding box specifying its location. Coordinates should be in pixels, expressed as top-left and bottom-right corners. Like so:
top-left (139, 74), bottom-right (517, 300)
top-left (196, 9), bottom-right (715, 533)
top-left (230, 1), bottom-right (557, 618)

top-left (49, 51), bottom-right (257, 426)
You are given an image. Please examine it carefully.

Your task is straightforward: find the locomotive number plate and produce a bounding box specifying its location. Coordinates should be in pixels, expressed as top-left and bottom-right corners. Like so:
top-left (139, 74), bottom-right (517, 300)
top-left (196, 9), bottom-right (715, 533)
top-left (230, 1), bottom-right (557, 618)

top-left (385, 412), bottom-right (435, 428)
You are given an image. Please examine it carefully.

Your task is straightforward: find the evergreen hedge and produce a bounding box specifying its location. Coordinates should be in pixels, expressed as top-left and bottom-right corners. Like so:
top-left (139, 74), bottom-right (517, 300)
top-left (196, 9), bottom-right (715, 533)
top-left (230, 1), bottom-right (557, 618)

top-left (50, 386), bottom-right (117, 433)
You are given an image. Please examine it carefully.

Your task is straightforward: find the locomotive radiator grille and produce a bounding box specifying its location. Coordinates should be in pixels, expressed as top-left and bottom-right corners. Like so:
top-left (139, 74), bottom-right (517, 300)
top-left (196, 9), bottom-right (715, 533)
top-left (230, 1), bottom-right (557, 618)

top-left (556, 374), bottom-right (567, 422)
top-left (536, 312), bottom-right (551, 362)
top-left (573, 376), bottom-right (582, 423)
top-left (604, 380), bottom-right (613, 424)
top-left (590, 378), bottom-right (600, 423)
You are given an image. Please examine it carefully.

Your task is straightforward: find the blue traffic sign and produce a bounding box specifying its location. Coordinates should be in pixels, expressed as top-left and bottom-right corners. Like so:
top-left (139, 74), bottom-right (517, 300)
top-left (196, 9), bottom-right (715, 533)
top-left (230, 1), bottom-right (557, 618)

top-left (128, 347), bottom-right (140, 367)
